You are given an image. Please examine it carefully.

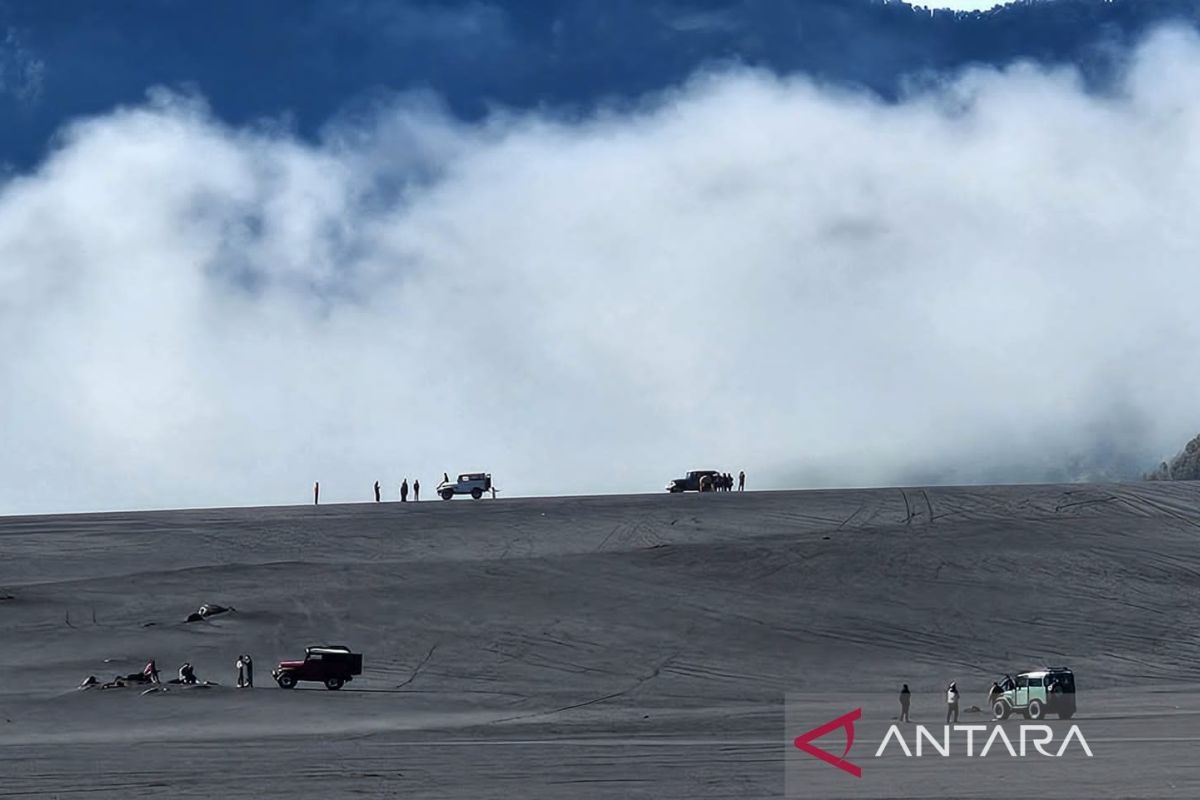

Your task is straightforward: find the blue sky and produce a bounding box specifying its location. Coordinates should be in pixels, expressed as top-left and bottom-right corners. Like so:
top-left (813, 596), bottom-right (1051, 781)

top-left (0, 1), bottom-right (1191, 170)
top-left (2, 1), bottom-right (1200, 512)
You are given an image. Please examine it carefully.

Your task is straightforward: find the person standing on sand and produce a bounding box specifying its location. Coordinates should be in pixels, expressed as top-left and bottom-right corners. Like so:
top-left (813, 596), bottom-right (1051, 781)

top-left (314, 482), bottom-right (320, 505)
top-left (413, 479), bottom-right (420, 501)
top-left (243, 654), bottom-right (253, 687)
top-left (899, 684), bottom-right (911, 722)
top-left (401, 479), bottom-right (409, 502)
top-left (236, 655), bottom-right (244, 687)
top-left (374, 481), bottom-right (381, 502)
top-left (738, 470), bottom-right (745, 491)
top-left (946, 681), bottom-right (960, 724)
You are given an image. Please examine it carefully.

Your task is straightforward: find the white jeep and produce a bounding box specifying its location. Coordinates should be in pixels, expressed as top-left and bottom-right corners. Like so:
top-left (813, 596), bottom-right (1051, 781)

top-left (438, 473), bottom-right (493, 500)
top-left (990, 667), bottom-right (1076, 720)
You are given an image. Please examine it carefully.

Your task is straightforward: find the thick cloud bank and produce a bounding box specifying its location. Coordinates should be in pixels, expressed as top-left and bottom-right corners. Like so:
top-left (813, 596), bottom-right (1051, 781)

top-left (3, 30), bottom-right (1200, 513)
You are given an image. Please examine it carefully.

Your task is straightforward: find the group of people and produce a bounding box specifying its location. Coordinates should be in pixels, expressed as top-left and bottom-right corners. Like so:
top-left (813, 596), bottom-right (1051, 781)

top-left (371, 479), bottom-right (421, 503)
top-left (143, 659), bottom-right (203, 686)
top-left (235, 653), bottom-right (255, 687)
top-left (314, 478), bottom-right (430, 505)
top-left (897, 681), bottom-right (963, 723)
top-left (81, 656), bottom-right (253, 691)
top-left (699, 470), bottom-right (745, 492)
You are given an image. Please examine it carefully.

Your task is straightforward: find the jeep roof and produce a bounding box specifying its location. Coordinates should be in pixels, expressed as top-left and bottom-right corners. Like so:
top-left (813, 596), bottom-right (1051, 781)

top-left (306, 645), bottom-right (353, 656)
top-left (1019, 666), bottom-right (1072, 678)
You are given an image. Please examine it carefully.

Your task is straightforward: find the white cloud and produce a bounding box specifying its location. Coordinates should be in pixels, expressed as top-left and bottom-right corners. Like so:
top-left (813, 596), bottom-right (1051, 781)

top-left (2, 30), bottom-right (1200, 513)
top-left (901, 0), bottom-right (1013, 10)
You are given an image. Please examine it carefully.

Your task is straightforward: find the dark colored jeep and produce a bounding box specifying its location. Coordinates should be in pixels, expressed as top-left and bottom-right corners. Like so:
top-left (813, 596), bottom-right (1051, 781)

top-left (666, 470), bottom-right (721, 493)
top-left (272, 645), bottom-right (363, 690)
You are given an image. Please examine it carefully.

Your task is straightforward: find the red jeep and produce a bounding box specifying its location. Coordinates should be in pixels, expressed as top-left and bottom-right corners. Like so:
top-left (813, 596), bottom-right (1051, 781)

top-left (272, 645), bottom-right (363, 690)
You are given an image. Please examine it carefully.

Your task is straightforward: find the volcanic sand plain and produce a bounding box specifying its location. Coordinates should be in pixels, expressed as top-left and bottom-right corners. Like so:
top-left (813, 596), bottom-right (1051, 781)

top-left (1, 482), bottom-right (1199, 798)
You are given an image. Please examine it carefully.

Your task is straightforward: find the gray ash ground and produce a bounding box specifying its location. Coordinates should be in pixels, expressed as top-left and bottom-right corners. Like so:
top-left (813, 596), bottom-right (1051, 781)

top-left (1, 483), bottom-right (1198, 798)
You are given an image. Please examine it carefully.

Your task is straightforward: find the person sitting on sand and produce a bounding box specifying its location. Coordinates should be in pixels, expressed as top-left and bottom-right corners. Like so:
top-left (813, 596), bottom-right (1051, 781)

top-left (143, 660), bottom-right (160, 684)
top-left (178, 663), bottom-right (197, 685)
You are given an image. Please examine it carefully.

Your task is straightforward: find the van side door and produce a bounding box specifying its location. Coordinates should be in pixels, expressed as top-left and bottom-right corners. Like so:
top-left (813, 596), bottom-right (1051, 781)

top-left (1015, 674), bottom-right (1028, 707)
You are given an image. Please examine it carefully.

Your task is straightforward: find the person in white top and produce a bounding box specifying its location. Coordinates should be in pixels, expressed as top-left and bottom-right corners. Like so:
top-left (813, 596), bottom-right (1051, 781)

top-left (946, 681), bottom-right (960, 723)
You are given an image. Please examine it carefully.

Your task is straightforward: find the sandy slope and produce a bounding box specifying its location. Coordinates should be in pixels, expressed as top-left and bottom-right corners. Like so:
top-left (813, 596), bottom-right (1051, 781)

top-left (0, 483), bottom-right (1198, 798)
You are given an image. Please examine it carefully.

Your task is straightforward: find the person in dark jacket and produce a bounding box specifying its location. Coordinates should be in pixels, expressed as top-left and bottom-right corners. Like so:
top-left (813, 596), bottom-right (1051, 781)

top-left (900, 684), bottom-right (911, 722)
top-left (401, 479), bottom-right (409, 502)
top-left (413, 479), bottom-right (420, 501)
top-left (374, 481), bottom-right (381, 502)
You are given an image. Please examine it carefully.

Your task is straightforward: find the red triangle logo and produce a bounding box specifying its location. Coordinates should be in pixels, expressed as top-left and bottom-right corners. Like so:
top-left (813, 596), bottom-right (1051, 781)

top-left (793, 707), bottom-right (863, 778)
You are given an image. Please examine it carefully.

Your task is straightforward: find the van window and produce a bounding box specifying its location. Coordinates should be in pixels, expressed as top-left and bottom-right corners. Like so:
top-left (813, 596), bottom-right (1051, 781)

top-left (1016, 676), bottom-right (1028, 688)
top-left (1027, 675), bottom-right (1043, 687)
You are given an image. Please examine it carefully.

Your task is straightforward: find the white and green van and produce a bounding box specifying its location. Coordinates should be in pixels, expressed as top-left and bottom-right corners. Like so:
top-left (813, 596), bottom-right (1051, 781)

top-left (991, 667), bottom-right (1076, 721)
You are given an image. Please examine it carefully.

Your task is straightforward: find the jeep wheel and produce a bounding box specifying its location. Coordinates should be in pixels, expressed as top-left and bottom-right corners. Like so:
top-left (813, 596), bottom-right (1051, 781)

top-left (277, 673), bottom-right (296, 689)
top-left (992, 700), bottom-right (1010, 720)
top-left (1026, 699), bottom-right (1045, 720)
top-left (441, 489), bottom-right (454, 500)
top-left (324, 677), bottom-right (344, 690)
top-left (471, 488), bottom-right (483, 500)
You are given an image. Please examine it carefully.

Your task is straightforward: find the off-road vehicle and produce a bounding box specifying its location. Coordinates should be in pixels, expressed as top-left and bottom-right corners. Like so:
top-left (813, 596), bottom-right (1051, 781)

top-left (665, 470), bottom-right (721, 493)
top-left (272, 645), bottom-right (363, 690)
top-left (438, 473), bottom-right (493, 500)
top-left (991, 667), bottom-right (1076, 720)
